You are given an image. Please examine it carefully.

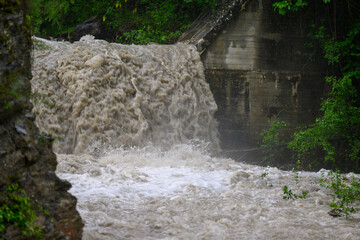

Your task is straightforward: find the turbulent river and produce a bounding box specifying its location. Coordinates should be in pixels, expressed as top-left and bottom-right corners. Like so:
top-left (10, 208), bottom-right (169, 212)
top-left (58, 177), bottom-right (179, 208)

top-left (32, 36), bottom-right (360, 239)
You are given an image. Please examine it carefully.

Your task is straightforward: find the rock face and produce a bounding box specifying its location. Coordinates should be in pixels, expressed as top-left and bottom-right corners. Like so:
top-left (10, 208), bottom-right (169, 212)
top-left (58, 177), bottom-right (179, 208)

top-left (71, 15), bottom-right (106, 41)
top-left (0, 1), bottom-right (83, 239)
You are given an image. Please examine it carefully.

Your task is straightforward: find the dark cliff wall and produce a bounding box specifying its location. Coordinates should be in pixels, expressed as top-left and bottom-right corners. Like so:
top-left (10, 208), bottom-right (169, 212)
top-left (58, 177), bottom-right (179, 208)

top-left (0, 1), bottom-right (83, 239)
top-left (201, 0), bottom-right (327, 162)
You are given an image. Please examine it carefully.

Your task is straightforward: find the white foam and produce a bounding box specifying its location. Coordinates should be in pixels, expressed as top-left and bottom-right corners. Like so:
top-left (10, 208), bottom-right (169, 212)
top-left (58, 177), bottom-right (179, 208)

top-left (32, 37), bottom-right (360, 239)
top-left (31, 37), bottom-right (219, 154)
top-left (56, 145), bottom-right (360, 240)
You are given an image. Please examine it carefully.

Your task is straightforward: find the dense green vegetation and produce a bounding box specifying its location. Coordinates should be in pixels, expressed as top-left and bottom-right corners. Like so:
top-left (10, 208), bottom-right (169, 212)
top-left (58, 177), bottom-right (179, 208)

top-left (0, 184), bottom-right (42, 239)
top-left (30, 0), bottom-right (216, 44)
top-left (264, 0), bottom-right (360, 218)
top-left (270, 0), bottom-right (360, 173)
top-left (290, 21), bottom-right (360, 172)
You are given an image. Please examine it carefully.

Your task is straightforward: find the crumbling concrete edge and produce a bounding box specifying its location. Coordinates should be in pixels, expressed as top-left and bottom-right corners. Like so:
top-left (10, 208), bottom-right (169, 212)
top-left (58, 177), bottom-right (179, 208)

top-left (177, 0), bottom-right (247, 53)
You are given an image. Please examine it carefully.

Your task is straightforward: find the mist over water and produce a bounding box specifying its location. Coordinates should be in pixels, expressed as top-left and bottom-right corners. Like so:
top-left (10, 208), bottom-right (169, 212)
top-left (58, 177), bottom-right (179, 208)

top-left (32, 37), bottom-right (360, 239)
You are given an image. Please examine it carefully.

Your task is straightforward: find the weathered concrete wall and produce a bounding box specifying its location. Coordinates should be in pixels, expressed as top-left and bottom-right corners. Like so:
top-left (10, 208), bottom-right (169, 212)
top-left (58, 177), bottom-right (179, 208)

top-left (201, 0), bottom-right (327, 161)
top-left (0, 1), bottom-right (83, 239)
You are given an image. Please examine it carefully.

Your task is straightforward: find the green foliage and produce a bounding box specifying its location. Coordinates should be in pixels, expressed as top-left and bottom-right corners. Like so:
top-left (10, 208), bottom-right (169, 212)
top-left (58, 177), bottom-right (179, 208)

top-left (0, 184), bottom-right (42, 239)
top-left (320, 170), bottom-right (360, 217)
top-left (260, 119), bottom-right (287, 166)
top-left (282, 167), bottom-right (308, 200)
top-left (260, 168), bottom-right (273, 187)
top-left (281, 170), bottom-right (360, 218)
top-left (0, 76), bottom-right (29, 110)
top-left (260, 171), bottom-right (268, 179)
top-left (0, 85), bottom-right (19, 109)
top-left (30, 0), bottom-right (76, 36)
top-left (272, 0), bottom-right (360, 218)
top-left (271, 3), bottom-right (360, 173)
top-left (288, 21), bottom-right (360, 172)
top-left (282, 185), bottom-right (308, 199)
top-left (30, 0), bottom-right (217, 44)
top-left (272, 0), bottom-right (330, 15)
top-left (272, 0), bottom-right (308, 15)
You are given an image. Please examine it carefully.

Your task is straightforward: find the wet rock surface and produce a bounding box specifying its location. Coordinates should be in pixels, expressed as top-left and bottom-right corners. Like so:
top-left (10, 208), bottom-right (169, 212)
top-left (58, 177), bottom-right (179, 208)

top-left (0, 107), bottom-right (83, 239)
top-left (71, 15), bottom-right (107, 41)
top-left (0, 1), bottom-right (83, 239)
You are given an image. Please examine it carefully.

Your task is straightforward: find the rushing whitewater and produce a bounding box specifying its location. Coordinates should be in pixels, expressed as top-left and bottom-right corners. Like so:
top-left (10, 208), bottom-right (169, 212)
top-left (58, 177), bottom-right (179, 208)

top-left (31, 37), bottom-right (360, 239)
top-left (32, 36), bottom-right (218, 154)
top-left (56, 146), bottom-right (360, 240)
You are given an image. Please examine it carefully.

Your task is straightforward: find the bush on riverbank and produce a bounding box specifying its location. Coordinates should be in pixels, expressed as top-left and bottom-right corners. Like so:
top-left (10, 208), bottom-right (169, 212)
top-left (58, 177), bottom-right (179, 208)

top-left (30, 0), bottom-right (217, 44)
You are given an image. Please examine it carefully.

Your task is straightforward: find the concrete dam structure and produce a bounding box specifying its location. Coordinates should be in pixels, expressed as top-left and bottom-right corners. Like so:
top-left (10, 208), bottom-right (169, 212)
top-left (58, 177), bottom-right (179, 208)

top-left (179, 0), bottom-right (328, 163)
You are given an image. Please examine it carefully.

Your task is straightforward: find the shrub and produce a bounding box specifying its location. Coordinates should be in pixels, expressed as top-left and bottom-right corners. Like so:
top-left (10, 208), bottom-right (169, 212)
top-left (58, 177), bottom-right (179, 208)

top-left (0, 184), bottom-right (42, 239)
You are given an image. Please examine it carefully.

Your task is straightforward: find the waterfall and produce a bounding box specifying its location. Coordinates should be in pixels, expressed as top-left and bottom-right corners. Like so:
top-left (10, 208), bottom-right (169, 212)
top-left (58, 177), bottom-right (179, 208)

top-left (31, 35), bottom-right (219, 154)
top-left (31, 36), bottom-right (360, 240)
